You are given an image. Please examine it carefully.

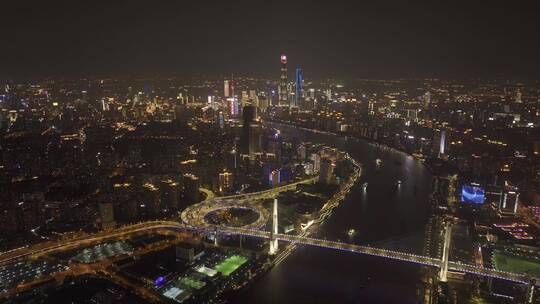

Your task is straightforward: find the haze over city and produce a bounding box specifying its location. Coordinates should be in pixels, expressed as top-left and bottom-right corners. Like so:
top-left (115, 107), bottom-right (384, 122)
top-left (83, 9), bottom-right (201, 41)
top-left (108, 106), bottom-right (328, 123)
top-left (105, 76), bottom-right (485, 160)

top-left (2, 1), bottom-right (540, 79)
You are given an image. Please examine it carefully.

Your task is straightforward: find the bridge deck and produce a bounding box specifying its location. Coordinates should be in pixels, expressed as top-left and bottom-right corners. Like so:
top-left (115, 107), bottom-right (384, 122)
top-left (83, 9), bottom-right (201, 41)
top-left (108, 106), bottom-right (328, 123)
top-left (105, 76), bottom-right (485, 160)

top-left (0, 221), bottom-right (535, 286)
top-left (215, 226), bottom-right (536, 285)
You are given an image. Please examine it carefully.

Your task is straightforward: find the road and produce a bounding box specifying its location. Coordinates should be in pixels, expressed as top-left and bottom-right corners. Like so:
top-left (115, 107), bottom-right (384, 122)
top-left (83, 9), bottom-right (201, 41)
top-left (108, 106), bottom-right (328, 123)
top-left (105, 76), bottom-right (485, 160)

top-left (199, 187), bottom-right (215, 201)
top-left (1, 220), bottom-right (537, 298)
top-left (0, 168), bottom-right (537, 299)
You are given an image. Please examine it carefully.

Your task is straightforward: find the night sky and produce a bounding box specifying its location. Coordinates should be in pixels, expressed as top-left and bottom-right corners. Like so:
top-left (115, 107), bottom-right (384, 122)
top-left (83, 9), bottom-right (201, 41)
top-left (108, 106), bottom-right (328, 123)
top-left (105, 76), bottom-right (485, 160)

top-left (1, 0), bottom-right (539, 79)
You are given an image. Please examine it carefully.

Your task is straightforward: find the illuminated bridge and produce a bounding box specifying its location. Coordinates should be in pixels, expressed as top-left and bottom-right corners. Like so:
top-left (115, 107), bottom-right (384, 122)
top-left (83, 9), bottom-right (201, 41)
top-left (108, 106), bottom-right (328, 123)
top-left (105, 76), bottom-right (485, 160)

top-left (2, 220), bottom-right (534, 285)
top-left (0, 219), bottom-right (537, 302)
top-left (214, 176), bottom-right (318, 201)
top-left (206, 225), bottom-right (537, 286)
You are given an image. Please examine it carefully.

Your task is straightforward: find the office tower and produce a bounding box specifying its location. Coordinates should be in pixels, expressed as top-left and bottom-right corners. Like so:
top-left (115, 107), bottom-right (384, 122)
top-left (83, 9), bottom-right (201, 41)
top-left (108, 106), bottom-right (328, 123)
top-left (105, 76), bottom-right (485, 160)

top-left (242, 104), bottom-right (255, 124)
top-left (175, 245), bottom-right (203, 262)
top-left (229, 97), bottom-right (239, 117)
top-left (279, 55), bottom-right (288, 106)
top-left (142, 183), bottom-right (160, 216)
top-left (241, 90), bottom-right (249, 106)
top-left (319, 158), bottom-right (334, 184)
top-left (287, 82), bottom-right (293, 103)
top-left (295, 67), bottom-right (303, 108)
top-left (406, 109), bottom-right (418, 121)
top-left (240, 105), bottom-right (255, 155)
top-left (249, 90), bottom-right (257, 103)
top-left (113, 183), bottom-right (138, 220)
top-left (269, 169), bottom-right (281, 187)
top-left (217, 110), bottom-right (224, 129)
top-left (298, 144), bottom-right (307, 160)
top-left (499, 187), bottom-right (519, 215)
top-left (515, 88), bottom-right (522, 103)
top-left (224, 80), bottom-right (230, 97)
top-left (241, 104), bottom-right (260, 158)
top-left (230, 77), bottom-right (235, 100)
top-left (100, 98), bottom-right (109, 112)
top-left (160, 180), bottom-right (179, 211)
top-left (98, 202), bottom-right (116, 230)
top-left (308, 88), bottom-right (315, 99)
top-left (368, 100), bottom-right (375, 115)
top-left (325, 88), bottom-right (332, 100)
top-left (183, 173), bottom-right (200, 203)
top-left (218, 170), bottom-right (234, 193)
top-left (267, 138), bottom-right (282, 160)
top-left (424, 91), bottom-right (431, 108)
top-left (258, 95), bottom-right (268, 112)
top-left (311, 153), bottom-right (321, 173)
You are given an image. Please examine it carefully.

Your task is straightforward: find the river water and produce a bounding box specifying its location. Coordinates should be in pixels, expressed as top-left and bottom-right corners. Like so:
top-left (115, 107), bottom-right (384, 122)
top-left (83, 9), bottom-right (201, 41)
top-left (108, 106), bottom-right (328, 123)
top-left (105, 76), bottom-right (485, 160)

top-left (231, 124), bottom-right (434, 304)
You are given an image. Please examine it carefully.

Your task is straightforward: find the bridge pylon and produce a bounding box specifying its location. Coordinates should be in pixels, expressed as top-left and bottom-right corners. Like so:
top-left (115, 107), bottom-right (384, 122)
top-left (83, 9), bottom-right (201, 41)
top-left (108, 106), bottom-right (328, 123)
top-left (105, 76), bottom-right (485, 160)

top-left (526, 280), bottom-right (535, 304)
top-left (438, 220), bottom-right (452, 282)
top-left (269, 198), bottom-right (278, 255)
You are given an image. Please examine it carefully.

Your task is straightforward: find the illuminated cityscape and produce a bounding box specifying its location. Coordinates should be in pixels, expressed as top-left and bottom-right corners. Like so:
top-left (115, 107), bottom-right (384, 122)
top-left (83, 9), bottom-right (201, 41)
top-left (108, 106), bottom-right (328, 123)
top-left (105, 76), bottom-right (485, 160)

top-left (1, 1), bottom-right (540, 304)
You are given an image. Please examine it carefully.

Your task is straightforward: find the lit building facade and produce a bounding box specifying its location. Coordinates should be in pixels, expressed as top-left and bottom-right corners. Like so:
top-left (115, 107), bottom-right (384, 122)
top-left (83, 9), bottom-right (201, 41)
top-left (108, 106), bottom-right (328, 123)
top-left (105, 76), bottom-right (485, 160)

top-left (278, 55), bottom-right (288, 106)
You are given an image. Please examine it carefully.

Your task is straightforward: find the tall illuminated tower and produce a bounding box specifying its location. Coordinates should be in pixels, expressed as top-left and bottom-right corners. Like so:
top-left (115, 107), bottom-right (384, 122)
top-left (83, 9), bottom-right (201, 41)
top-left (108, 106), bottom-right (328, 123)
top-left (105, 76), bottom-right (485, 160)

top-left (278, 55), bottom-right (288, 106)
top-left (439, 220), bottom-right (452, 282)
top-left (294, 67), bottom-right (303, 108)
top-left (224, 80), bottom-right (230, 97)
top-left (439, 129), bottom-right (446, 157)
top-left (269, 198), bottom-right (279, 255)
top-left (423, 91), bottom-right (431, 108)
top-left (229, 76), bottom-right (239, 117)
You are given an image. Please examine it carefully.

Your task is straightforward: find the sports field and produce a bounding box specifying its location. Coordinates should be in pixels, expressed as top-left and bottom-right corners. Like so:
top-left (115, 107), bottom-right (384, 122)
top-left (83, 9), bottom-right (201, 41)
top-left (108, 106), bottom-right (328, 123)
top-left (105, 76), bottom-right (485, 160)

top-left (214, 255), bottom-right (248, 276)
top-left (492, 250), bottom-right (540, 276)
top-left (180, 277), bottom-right (205, 290)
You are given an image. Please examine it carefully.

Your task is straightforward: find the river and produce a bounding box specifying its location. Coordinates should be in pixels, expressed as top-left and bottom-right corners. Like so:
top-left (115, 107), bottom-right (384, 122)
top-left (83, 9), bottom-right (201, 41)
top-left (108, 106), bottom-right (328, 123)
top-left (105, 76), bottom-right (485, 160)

top-left (231, 124), bottom-right (434, 304)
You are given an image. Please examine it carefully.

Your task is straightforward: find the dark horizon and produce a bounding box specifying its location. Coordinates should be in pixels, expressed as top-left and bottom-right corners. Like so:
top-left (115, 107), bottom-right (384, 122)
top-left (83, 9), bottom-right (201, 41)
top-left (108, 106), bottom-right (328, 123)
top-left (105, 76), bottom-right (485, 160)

top-left (1, 0), bottom-right (540, 80)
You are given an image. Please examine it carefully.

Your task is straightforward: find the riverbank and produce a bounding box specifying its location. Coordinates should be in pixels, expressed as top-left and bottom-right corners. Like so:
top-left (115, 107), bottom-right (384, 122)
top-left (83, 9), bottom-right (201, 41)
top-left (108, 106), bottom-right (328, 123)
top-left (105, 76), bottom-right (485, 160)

top-left (267, 120), bottom-right (430, 167)
top-left (272, 153), bottom-right (362, 266)
top-left (221, 152), bottom-right (362, 302)
top-left (232, 121), bottom-right (434, 304)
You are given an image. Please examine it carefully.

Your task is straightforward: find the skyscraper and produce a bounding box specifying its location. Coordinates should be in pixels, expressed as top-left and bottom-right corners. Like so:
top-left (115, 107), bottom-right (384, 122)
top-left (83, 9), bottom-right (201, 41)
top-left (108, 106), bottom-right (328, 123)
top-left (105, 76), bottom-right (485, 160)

top-left (228, 97), bottom-right (239, 117)
top-left (242, 104), bottom-right (255, 126)
top-left (160, 180), bottom-right (179, 211)
top-left (515, 88), bottom-right (523, 103)
top-left (424, 91), bottom-right (431, 108)
top-left (224, 80), bottom-right (230, 97)
top-left (98, 202), bottom-right (115, 230)
top-left (325, 88), bottom-right (332, 101)
top-left (183, 174), bottom-right (200, 203)
top-left (278, 55), bottom-right (288, 106)
top-left (241, 90), bottom-right (249, 107)
top-left (295, 67), bottom-right (303, 108)
top-left (240, 104), bottom-right (260, 158)
top-left (229, 77), bottom-right (237, 116)
top-left (218, 170), bottom-right (234, 193)
top-left (249, 90), bottom-right (258, 106)
top-left (319, 158), bottom-right (334, 184)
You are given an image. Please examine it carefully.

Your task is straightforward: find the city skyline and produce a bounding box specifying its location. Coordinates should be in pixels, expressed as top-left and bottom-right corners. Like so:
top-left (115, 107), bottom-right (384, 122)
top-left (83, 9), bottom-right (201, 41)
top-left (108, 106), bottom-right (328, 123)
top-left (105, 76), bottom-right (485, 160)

top-left (2, 2), bottom-right (540, 304)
